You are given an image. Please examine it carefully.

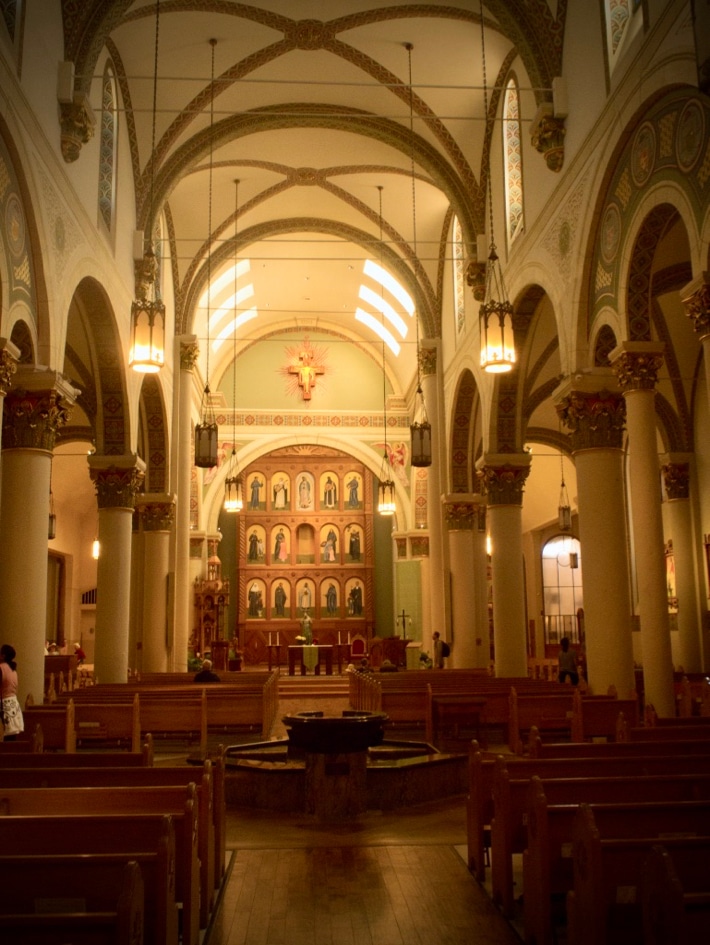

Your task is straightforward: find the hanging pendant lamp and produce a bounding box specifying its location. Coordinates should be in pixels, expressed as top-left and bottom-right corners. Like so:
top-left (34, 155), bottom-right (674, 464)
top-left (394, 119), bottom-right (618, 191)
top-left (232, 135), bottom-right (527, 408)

top-left (129, 0), bottom-right (165, 373)
top-left (195, 39), bottom-right (219, 468)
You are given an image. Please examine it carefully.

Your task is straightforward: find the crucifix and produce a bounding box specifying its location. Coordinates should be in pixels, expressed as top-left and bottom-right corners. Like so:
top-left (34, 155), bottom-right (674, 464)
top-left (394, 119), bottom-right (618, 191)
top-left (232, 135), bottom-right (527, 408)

top-left (289, 350), bottom-right (323, 400)
top-left (396, 609), bottom-right (411, 635)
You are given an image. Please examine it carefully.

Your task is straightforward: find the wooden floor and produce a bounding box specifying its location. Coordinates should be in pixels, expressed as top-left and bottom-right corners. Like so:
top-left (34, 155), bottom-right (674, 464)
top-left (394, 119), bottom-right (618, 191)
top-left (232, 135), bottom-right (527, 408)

top-left (208, 800), bottom-right (522, 945)
top-left (186, 671), bottom-right (522, 944)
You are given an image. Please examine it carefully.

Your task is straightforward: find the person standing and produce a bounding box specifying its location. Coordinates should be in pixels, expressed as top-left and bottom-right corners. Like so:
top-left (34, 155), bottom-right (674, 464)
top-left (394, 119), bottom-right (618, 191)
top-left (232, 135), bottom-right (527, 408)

top-left (432, 632), bottom-right (450, 668)
top-left (557, 637), bottom-right (579, 685)
top-left (0, 644), bottom-right (24, 741)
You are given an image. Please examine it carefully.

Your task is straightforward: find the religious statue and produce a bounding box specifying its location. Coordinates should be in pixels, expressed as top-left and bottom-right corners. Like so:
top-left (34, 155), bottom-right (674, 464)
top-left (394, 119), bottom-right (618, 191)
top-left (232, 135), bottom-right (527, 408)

top-left (274, 582), bottom-right (287, 617)
top-left (301, 613), bottom-right (313, 645)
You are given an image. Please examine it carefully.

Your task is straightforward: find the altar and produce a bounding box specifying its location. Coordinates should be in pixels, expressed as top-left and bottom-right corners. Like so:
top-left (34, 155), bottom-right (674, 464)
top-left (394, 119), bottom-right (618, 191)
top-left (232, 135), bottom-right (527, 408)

top-left (288, 644), bottom-right (333, 676)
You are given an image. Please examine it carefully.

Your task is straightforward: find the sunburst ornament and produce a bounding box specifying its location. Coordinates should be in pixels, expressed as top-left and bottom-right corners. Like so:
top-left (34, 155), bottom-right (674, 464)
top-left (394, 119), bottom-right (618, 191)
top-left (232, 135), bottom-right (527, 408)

top-left (281, 338), bottom-right (329, 401)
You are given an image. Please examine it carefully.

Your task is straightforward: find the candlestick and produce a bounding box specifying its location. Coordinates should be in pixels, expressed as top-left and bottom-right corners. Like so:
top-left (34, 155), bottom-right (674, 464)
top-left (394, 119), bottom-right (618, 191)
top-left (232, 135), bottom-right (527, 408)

top-left (338, 631), bottom-right (341, 644)
top-left (348, 631), bottom-right (351, 644)
top-left (277, 632), bottom-right (280, 645)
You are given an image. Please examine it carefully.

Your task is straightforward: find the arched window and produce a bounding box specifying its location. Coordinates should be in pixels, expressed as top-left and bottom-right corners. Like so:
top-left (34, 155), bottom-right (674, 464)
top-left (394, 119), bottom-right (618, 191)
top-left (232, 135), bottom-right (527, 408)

top-left (542, 535), bottom-right (583, 646)
top-left (604, 0), bottom-right (643, 76)
top-left (452, 215), bottom-right (466, 337)
top-left (503, 77), bottom-right (524, 246)
top-left (98, 61), bottom-right (117, 234)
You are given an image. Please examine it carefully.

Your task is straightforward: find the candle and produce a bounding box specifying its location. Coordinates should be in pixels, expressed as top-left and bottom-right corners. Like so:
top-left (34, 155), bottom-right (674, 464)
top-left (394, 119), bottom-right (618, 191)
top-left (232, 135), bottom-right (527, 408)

top-left (348, 631), bottom-right (351, 644)
top-left (270, 632), bottom-right (273, 646)
top-left (277, 632), bottom-right (280, 645)
top-left (338, 631), bottom-right (341, 644)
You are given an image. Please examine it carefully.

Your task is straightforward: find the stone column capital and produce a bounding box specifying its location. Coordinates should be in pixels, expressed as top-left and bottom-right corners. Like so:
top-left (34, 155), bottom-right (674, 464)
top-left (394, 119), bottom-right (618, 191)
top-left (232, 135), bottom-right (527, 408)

top-left (476, 454), bottom-right (531, 507)
top-left (419, 343), bottom-right (438, 378)
top-left (530, 103), bottom-right (566, 172)
top-left (89, 454), bottom-right (146, 510)
top-left (442, 494), bottom-right (486, 531)
top-left (0, 339), bottom-right (20, 396)
top-left (2, 370), bottom-right (78, 451)
top-left (178, 334), bottom-right (199, 372)
top-left (681, 271), bottom-right (710, 340)
top-left (135, 493), bottom-right (176, 531)
top-left (610, 341), bottom-right (665, 391)
top-left (661, 460), bottom-right (691, 500)
top-left (556, 387), bottom-right (626, 451)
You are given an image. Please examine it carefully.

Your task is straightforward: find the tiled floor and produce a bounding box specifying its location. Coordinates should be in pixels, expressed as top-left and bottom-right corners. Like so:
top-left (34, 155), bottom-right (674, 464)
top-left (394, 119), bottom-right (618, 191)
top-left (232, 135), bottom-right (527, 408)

top-left (197, 677), bottom-right (522, 945)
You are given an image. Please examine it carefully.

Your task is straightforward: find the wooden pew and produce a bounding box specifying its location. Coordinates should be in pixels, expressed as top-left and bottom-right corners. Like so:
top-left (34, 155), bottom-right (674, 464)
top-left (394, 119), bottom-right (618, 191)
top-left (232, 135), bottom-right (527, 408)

top-left (522, 779), bottom-right (710, 945)
top-left (569, 688), bottom-right (639, 741)
top-left (489, 760), bottom-right (710, 917)
top-left (528, 729), bottom-right (710, 758)
top-left (620, 722), bottom-right (710, 742)
top-left (0, 783), bottom-right (201, 945)
top-left (0, 722), bottom-right (43, 753)
top-left (0, 858), bottom-right (144, 945)
top-left (508, 687), bottom-right (576, 752)
top-left (466, 742), bottom-right (710, 881)
top-left (0, 816), bottom-right (177, 944)
top-left (0, 738), bottom-right (153, 767)
top-left (638, 843), bottom-right (710, 945)
top-left (566, 806), bottom-right (710, 945)
top-left (22, 699), bottom-right (76, 751)
top-left (0, 756), bottom-right (226, 890)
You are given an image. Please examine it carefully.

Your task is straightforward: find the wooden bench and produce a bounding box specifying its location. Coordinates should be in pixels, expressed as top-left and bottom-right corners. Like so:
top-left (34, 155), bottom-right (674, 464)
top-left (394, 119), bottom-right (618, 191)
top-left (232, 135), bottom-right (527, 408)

top-left (426, 686), bottom-right (488, 747)
top-left (0, 722), bottom-right (43, 752)
top-left (508, 687), bottom-right (576, 751)
top-left (637, 842), bottom-right (710, 944)
top-left (489, 761), bottom-right (710, 917)
top-left (569, 688), bottom-right (639, 742)
top-left (620, 722), bottom-right (710, 742)
top-left (0, 756), bottom-right (226, 891)
top-left (22, 699), bottom-right (77, 751)
top-left (0, 816), bottom-right (177, 944)
top-left (0, 784), bottom-right (202, 945)
top-left (528, 729), bottom-right (710, 758)
top-left (0, 739), bottom-right (153, 767)
top-left (522, 780), bottom-right (710, 945)
top-left (566, 806), bottom-right (710, 945)
top-left (466, 742), bottom-right (710, 881)
top-left (0, 858), bottom-right (143, 945)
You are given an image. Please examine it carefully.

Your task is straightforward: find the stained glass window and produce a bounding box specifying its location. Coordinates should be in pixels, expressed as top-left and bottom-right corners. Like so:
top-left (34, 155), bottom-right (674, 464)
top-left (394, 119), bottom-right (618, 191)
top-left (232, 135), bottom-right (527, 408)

top-left (98, 62), bottom-right (117, 233)
top-left (503, 77), bottom-right (524, 246)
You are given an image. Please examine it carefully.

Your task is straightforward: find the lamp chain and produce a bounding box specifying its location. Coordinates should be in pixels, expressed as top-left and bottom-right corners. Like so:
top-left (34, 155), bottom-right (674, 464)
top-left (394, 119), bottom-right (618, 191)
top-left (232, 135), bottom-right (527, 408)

top-left (378, 185), bottom-right (388, 461)
top-left (406, 42), bottom-right (423, 394)
top-left (479, 0), bottom-right (495, 251)
top-left (148, 0), bottom-right (160, 242)
top-left (232, 179), bottom-right (239, 448)
top-left (205, 37), bottom-right (216, 389)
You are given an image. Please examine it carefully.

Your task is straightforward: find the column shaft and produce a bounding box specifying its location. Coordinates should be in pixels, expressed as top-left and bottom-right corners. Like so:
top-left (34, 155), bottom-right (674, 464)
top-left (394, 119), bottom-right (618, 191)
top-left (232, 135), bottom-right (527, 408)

top-left (420, 346), bottom-right (446, 636)
top-left (174, 337), bottom-right (198, 670)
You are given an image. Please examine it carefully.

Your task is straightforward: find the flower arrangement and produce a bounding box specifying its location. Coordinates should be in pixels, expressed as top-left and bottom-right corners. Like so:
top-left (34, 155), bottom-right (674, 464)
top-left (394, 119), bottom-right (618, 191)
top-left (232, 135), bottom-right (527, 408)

top-left (419, 651), bottom-right (433, 669)
top-left (295, 635), bottom-right (306, 645)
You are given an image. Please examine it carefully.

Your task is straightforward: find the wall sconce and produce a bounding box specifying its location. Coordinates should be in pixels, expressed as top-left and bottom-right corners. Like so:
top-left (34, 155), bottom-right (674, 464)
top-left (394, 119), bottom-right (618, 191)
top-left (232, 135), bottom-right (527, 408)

top-left (92, 537), bottom-right (100, 560)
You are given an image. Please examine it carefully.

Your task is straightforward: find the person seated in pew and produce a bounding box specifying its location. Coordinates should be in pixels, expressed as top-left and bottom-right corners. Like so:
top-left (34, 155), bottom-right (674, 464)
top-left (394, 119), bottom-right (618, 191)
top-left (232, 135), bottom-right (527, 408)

top-left (379, 659), bottom-right (398, 672)
top-left (557, 636), bottom-right (579, 685)
top-left (193, 659), bottom-right (221, 683)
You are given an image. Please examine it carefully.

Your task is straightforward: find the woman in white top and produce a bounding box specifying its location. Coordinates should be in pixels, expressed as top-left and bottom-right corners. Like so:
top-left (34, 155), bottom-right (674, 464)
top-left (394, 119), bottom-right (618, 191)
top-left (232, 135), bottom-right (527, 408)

top-left (0, 643), bottom-right (24, 740)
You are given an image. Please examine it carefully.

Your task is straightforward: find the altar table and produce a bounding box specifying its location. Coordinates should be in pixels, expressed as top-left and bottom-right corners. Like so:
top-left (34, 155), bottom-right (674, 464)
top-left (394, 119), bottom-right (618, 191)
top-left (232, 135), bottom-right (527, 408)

top-left (288, 645), bottom-right (333, 676)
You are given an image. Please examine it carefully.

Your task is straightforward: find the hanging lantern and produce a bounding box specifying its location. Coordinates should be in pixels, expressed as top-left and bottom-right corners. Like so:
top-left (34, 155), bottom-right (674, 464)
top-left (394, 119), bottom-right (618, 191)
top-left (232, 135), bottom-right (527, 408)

top-left (223, 463), bottom-right (244, 513)
top-left (479, 248), bottom-right (515, 373)
top-left (195, 384), bottom-right (218, 468)
top-left (129, 251), bottom-right (165, 373)
top-left (558, 476), bottom-right (572, 531)
top-left (377, 473), bottom-right (396, 516)
top-left (410, 384), bottom-right (432, 467)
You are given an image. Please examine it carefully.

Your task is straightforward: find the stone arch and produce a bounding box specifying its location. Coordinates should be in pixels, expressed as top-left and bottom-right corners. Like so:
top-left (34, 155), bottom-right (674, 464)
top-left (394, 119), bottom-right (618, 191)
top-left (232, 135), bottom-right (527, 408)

top-left (137, 374), bottom-right (169, 493)
top-left (61, 276), bottom-right (129, 455)
top-left (449, 369), bottom-right (480, 494)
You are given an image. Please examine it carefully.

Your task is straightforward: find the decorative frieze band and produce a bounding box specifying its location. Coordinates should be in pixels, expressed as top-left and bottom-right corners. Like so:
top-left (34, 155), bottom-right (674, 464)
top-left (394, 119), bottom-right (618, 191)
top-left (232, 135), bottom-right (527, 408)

top-left (2, 388), bottom-right (73, 451)
top-left (662, 461), bottom-right (690, 501)
top-left (477, 464), bottom-right (530, 506)
top-left (556, 389), bottom-right (626, 451)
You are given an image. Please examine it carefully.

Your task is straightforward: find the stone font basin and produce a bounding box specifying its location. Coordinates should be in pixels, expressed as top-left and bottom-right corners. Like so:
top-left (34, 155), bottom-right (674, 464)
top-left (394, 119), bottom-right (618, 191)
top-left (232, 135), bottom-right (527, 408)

top-left (282, 709), bottom-right (388, 754)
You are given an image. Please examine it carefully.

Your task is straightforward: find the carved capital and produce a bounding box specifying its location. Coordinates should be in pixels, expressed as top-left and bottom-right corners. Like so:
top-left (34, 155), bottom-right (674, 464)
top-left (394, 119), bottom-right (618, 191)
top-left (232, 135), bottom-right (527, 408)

top-left (662, 462), bottom-right (690, 500)
top-left (90, 460), bottom-right (145, 511)
top-left (180, 339), bottom-right (199, 372)
top-left (681, 272), bottom-right (710, 340)
top-left (2, 388), bottom-right (73, 451)
top-left (136, 494), bottom-right (176, 531)
top-left (557, 389), bottom-right (626, 451)
top-left (611, 344), bottom-right (664, 391)
top-left (477, 463), bottom-right (530, 506)
top-left (466, 259), bottom-right (487, 302)
top-left (60, 95), bottom-right (95, 163)
top-left (410, 535), bottom-right (429, 557)
top-left (419, 345), bottom-right (437, 378)
top-left (0, 347), bottom-right (18, 396)
top-left (530, 104), bottom-right (566, 172)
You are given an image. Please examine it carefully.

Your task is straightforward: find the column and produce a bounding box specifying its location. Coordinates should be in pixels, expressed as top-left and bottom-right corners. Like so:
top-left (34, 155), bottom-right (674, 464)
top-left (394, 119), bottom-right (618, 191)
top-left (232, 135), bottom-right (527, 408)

top-left (136, 494), bottom-right (176, 673)
top-left (682, 272), bottom-right (710, 417)
top-left (443, 496), bottom-right (489, 668)
top-left (89, 455), bottom-right (145, 684)
top-left (661, 458), bottom-right (701, 673)
top-left (420, 343), bottom-right (447, 637)
top-left (0, 370), bottom-right (76, 705)
top-left (612, 342), bottom-right (675, 716)
top-left (174, 335), bottom-right (199, 670)
top-left (0, 339), bottom-right (20, 511)
top-left (477, 454), bottom-right (531, 677)
top-left (556, 378), bottom-right (636, 697)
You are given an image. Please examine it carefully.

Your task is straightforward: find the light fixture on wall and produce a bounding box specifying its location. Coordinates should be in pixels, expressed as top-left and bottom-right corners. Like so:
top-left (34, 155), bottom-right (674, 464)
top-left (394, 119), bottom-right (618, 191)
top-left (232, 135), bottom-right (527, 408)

top-left (128, 0), bottom-right (165, 374)
top-left (375, 186), bottom-right (396, 516)
top-left (404, 43), bottom-right (432, 468)
top-left (92, 537), bottom-right (100, 560)
top-left (223, 179), bottom-right (244, 513)
top-left (195, 38), bottom-right (219, 468)
top-left (478, 0), bottom-right (515, 374)
top-left (558, 449), bottom-right (572, 531)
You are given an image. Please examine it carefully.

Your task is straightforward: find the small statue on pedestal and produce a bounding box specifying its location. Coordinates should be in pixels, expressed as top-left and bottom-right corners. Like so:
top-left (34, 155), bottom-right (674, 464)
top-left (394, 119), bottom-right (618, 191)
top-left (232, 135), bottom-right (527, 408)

top-left (301, 613), bottom-right (313, 645)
